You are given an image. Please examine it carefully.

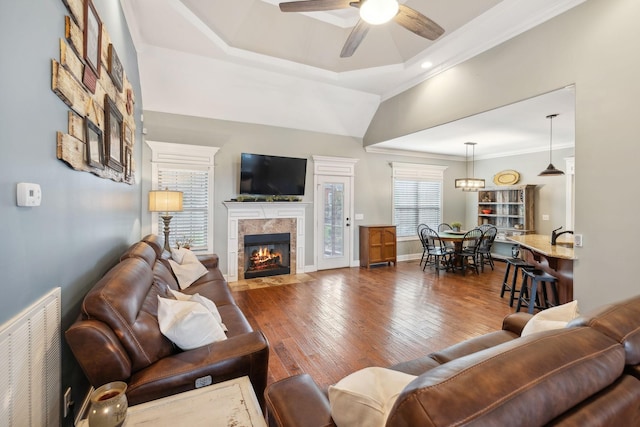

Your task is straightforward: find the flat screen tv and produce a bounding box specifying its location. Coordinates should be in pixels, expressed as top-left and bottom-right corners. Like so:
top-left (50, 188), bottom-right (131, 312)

top-left (240, 153), bottom-right (307, 196)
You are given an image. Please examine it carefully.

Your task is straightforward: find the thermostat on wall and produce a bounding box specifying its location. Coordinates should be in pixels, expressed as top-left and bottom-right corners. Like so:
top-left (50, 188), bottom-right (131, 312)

top-left (17, 182), bottom-right (42, 207)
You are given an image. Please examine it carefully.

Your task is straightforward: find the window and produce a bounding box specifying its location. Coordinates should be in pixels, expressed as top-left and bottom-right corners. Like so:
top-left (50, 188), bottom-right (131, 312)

top-left (148, 141), bottom-right (219, 253)
top-left (157, 167), bottom-right (210, 251)
top-left (392, 163), bottom-right (447, 239)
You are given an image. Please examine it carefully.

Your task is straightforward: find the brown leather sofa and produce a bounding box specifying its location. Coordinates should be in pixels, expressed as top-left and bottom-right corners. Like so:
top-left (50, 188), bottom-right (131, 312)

top-left (66, 234), bottom-right (269, 407)
top-left (266, 295), bottom-right (640, 426)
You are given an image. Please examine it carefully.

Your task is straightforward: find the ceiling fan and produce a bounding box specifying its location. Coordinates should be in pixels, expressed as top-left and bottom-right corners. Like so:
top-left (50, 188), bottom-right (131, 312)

top-left (278, 0), bottom-right (445, 57)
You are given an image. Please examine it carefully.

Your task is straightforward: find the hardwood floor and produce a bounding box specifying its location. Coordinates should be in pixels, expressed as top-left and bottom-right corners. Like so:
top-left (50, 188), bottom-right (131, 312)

top-left (231, 259), bottom-right (515, 390)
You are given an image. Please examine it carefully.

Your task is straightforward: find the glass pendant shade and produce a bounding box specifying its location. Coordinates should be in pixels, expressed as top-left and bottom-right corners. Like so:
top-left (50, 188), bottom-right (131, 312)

top-left (360, 0), bottom-right (399, 25)
top-left (456, 142), bottom-right (485, 191)
top-left (539, 113), bottom-right (564, 176)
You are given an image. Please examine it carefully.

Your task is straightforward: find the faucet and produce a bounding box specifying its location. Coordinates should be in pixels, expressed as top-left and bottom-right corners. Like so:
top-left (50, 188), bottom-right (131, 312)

top-left (551, 226), bottom-right (574, 245)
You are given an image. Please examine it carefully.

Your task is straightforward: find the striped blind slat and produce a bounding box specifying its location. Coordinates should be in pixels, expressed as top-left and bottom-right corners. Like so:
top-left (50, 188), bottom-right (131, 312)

top-left (158, 168), bottom-right (209, 250)
top-left (394, 179), bottom-right (442, 238)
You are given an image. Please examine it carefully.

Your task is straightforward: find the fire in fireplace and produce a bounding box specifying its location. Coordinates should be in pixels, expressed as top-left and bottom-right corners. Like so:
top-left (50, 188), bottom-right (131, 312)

top-left (244, 232), bottom-right (291, 279)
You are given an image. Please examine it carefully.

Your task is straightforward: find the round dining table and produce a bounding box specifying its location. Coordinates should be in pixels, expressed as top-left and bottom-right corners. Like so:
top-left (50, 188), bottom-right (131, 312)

top-left (438, 230), bottom-right (469, 251)
top-left (438, 230), bottom-right (474, 271)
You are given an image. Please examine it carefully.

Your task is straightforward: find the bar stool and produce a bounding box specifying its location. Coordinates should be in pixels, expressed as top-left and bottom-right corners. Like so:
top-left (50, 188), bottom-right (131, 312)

top-left (516, 269), bottom-right (559, 314)
top-left (500, 257), bottom-right (534, 307)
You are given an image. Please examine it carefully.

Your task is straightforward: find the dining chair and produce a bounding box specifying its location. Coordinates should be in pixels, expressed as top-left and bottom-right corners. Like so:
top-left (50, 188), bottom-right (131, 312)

top-left (477, 224), bottom-right (494, 233)
top-left (421, 227), bottom-right (454, 275)
top-left (438, 223), bottom-right (453, 232)
top-left (437, 223), bottom-right (455, 250)
top-left (457, 228), bottom-right (483, 275)
top-left (417, 223), bottom-right (430, 267)
top-left (478, 226), bottom-right (498, 272)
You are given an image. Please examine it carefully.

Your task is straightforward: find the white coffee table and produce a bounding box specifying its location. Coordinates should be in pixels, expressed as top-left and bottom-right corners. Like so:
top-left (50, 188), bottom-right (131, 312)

top-left (78, 376), bottom-right (266, 427)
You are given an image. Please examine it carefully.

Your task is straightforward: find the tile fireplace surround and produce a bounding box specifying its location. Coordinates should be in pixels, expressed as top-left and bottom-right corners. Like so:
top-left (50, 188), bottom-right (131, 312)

top-left (223, 202), bottom-right (309, 282)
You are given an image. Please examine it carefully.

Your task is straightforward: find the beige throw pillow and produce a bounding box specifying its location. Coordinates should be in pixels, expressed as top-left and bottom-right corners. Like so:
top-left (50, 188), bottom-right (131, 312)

top-left (521, 300), bottom-right (580, 337)
top-left (157, 296), bottom-right (227, 350)
top-left (168, 250), bottom-right (208, 289)
top-left (168, 288), bottom-right (228, 332)
top-left (328, 367), bottom-right (417, 427)
top-left (170, 247), bottom-right (189, 264)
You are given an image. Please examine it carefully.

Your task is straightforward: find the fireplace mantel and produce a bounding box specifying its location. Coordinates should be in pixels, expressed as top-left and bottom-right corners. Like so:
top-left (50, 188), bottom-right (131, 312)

top-left (223, 202), bottom-right (310, 282)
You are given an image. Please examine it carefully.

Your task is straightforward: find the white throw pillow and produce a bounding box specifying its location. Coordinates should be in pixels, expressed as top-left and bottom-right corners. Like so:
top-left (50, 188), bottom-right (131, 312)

top-left (328, 367), bottom-right (417, 427)
top-left (168, 250), bottom-right (208, 289)
top-left (157, 296), bottom-right (227, 350)
top-left (168, 288), bottom-right (228, 332)
top-left (521, 300), bottom-right (580, 337)
top-left (170, 247), bottom-right (190, 264)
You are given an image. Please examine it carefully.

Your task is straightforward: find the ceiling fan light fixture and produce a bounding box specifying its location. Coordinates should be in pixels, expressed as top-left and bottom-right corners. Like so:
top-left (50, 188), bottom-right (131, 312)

top-left (359, 0), bottom-right (399, 25)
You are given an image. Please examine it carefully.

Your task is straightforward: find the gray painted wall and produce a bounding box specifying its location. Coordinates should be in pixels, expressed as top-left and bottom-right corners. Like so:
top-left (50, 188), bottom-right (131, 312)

top-left (472, 147), bottom-right (575, 235)
top-left (0, 0), bottom-right (142, 419)
top-left (141, 115), bottom-right (571, 271)
top-left (365, 0), bottom-right (640, 311)
top-left (141, 112), bottom-right (470, 268)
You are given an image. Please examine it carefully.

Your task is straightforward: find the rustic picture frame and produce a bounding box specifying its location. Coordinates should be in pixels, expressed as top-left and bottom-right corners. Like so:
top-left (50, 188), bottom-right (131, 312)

top-left (123, 121), bottom-right (133, 147)
top-left (108, 43), bottom-right (124, 92)
top-left (83, 0), bottom-right (102, 79)
top-left (85, 117), bottom-right (104, 169)
top-left (124, 146), bottom-right (132, 181)
top-left (104, 95), bottom-right (124, 172)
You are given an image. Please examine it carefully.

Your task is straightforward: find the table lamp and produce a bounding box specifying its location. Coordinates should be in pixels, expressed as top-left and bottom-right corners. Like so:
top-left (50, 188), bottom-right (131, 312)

top-left (148, 189), bottom-right (183, 252)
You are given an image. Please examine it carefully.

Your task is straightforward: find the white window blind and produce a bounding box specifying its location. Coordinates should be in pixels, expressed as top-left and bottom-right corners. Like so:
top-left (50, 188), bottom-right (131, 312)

top-left (158, 168), bottom-right (209, 251)
top-left (392, 163), bottom-right (447, 239)
top-left (147, 141), bottom-right (219, 254)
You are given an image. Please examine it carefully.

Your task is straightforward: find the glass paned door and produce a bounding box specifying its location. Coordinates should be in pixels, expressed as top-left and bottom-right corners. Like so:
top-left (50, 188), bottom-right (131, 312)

top-left (317, 176), bottom-right (351, 270)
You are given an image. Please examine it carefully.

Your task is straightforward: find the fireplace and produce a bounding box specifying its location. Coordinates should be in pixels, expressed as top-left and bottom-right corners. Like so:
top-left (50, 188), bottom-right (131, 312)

top-left (224, 201), bottom-right (307, 282)
top-left (244, 232), bottom-right (291, 279)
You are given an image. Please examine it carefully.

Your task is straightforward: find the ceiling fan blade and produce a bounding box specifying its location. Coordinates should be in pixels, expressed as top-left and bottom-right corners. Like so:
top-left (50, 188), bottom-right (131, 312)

top-left (279, 0), bottom-right (353, 13)
top-left (340, 19), bottom-right (370, 58)
top-left (394, 4), bottom-right (444, 40)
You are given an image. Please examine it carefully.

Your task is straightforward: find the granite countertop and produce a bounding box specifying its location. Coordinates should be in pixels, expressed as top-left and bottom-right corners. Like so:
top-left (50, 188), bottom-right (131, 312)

top-left (507, 234), bottom-right (576, 260)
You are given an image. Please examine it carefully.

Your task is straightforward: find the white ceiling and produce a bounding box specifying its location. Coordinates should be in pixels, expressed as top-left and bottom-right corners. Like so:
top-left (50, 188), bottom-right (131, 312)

top-left (121, 0), bottom-right (585, 157)
top-left (369, 85), bottom-right (576, 159)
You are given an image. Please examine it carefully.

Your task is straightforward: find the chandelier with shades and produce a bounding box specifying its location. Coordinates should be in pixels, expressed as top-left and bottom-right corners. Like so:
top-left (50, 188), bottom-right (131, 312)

top-left (455, 142), bottom-right (485, 192)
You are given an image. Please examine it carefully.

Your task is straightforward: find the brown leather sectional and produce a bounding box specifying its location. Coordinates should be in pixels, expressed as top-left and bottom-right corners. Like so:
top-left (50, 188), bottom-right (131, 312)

top-left (65, 234), bottom-right (269, 408)
top-left (266, 295), bottom-right (640, 426)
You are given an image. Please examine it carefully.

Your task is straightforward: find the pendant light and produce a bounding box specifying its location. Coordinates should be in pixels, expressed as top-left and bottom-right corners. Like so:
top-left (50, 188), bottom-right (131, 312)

top-left (538, 113), bottom-right (564, 176)
top-left (455, 142), bottom-right (485, 191)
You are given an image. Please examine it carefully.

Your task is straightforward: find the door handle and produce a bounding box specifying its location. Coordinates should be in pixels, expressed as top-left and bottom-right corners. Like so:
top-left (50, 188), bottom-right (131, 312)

top-left (346, 217), bottom-right (350, 227)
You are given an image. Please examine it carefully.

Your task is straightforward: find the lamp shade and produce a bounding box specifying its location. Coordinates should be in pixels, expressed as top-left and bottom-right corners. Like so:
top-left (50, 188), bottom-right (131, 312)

top-left (148, 190), bottom-right (183, 213)
top-left (538, 163), bottom-right (565, 176)
top-left (360, 0), bottom-right (399, 25)
top-left (539, 113), bottom-right (564, 176)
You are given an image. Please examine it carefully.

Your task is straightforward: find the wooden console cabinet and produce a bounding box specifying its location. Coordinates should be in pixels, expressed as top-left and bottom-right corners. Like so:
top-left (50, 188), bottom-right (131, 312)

top-left (359, 225), bottom-right (397, 268)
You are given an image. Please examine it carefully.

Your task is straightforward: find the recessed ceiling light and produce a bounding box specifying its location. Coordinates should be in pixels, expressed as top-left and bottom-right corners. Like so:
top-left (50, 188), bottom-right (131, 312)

top-left (421, 61), bottom-right (433, 69)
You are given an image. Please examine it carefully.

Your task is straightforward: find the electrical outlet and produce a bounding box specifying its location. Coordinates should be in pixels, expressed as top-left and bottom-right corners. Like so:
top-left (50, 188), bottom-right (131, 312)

top-left (63, 387), bottom-right (72, 418)
top-left (574, 234), bottom-right (583, 247)
top-left (542, 214), bottom-right (550, 221)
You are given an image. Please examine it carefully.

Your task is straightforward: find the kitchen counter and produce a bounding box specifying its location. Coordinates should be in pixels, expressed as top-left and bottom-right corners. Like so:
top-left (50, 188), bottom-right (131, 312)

top-left (506, 234), bottom-right (575, 304)
top-left (506, 234), bottom-right (575, 260)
